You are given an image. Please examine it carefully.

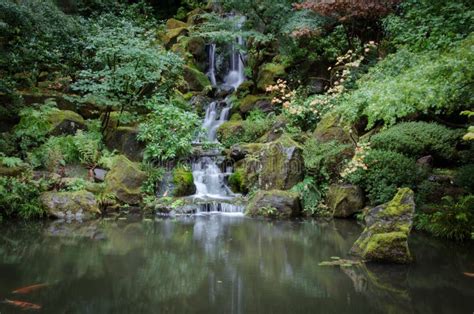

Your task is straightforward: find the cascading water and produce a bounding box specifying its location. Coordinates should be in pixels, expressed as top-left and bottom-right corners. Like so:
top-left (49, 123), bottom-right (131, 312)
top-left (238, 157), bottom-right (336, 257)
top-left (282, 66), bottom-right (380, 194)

top-left (191, 17), bottom-right (246, 214)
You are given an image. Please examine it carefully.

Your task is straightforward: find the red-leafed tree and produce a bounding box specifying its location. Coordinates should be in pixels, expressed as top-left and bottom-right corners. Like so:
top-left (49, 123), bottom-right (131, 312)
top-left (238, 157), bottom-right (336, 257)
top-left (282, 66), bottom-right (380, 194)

top-left (293, 0), bottom-right (400, 43)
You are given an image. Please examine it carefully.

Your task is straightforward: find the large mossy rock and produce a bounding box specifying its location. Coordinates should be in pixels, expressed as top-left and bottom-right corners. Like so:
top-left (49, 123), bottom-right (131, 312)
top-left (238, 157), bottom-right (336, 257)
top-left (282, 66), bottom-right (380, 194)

top-left (350, 188), bottom-right (415, 264)
top-left (161, 18), bottom-right (189, 47)
top-left (314, 113), bottom-right (353, 144)
top-left (183, 65), bottom-right (211, 92)
top-left (105, 155), bottom-right (147, 205)
top-left (256, 63), bottom-right (286, 91)
top-left (246, 190), bottom-right (301, 218)
top-left (172, 167), bottom-right (196, 197)
top-left (40, 191), bottom-right (100, 220)
top-left (229, 143), bottom-right (264, 161)
top-left (237, 94), bottom-right (272, 116)
top-left (234, 135), bottom-right (303, 192)
top-left (327, 184), bottom-right (365, 218)
top-left (105, 126), bottom-right (145, 162)
top-left (216, 120), bottom-right (245, 145)
top-left (0, 165), bottom-right (27, 177)
top-left (47, 109), bottom-right (85, 136)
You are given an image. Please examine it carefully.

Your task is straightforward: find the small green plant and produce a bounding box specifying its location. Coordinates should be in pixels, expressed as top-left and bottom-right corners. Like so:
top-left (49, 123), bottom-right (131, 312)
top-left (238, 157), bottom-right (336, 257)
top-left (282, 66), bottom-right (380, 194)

top-left (0, 155), bottom-right (25, 168)
top-left (415, 195), bottom-right (474, 241)
top-left (72, 129), bottom-right (102, 167)
top-left (256, 206), bottom-right (278, 218)
top-left (141, 164), bottom-right (165, 195)
top-left (62, 178), bottom-right (88, 192)
top-left (0, 176), bottom-right (46, 219)
top-left (291, 177), bottom-right (329, 216)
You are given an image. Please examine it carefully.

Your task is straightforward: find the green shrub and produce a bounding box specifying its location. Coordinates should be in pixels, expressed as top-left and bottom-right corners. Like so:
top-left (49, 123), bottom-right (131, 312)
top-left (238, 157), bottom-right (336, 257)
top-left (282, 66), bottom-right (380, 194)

top-left (371, 122), bottom-right (462, 161)
top-left (336, 35), bottom-right (474, 128)
top-left (415, 195), bottom-right (474, 241)
top-left (28, 135), bottom-right (79, 171)
top-left (291, 177), bottom-right (329, 216)
top-left (346, 149), bottom-right (422, 204)
top-left (138, 99), bottom-right (200, 161)
top-left (217, 110), bottom-right (275, 148)
top-left (14, 102), bottom-right (59, 152)
top-left (303, 139), bottom-right (352, 183)
top-left (455, 164), bottom-right (474, 191)
top-left (0, 176), bottom-right (46, 220)
top-left (228, 169), bottom-right (246, 194)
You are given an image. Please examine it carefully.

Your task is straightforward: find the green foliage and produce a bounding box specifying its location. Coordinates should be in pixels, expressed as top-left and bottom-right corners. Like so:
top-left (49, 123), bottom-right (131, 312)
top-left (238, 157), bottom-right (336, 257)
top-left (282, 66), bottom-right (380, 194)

top-left (218, 110), bottom-right (275, 148)
top-left (291, 177), bottom-right (328, 216)
top-left (228, 169), bottom-right (246, 194)
top-left (0, 155), bottom-right (24, 168)
top-left (62, 178), bottom-right (88, 192)
top-left (13, 101), bottom-right (58, 152)
top-left (172, 165), bottom-right (195, 197)
top-left (71, 12), bottom-right (184, 121)
top-left (383, 0), bottom-right (474, 51)
top-left (303, 139), bottom-right (352, 183)
top-left (141, 163), bottom-right (165, 195)
top-left (72, 129), bottom-right (102, 166)
top-left (455, 164), bottom-right (474, 191)
top-left (370, 122), bottom-right (462, 161)
top-left (0, 176), bottom-right (45, 219)
top-left (346, 149), bottom-right (422, 204)
top-left (0, 0), bottom-right (86, 86)
top-left (336, 35), bottom-right (474, 128)
top-left (415, 195), bottom-right (474, 241)
top-left (138, 98), bottom-right (200, 161)
top-left (28, 135), bottom-right (78, 171)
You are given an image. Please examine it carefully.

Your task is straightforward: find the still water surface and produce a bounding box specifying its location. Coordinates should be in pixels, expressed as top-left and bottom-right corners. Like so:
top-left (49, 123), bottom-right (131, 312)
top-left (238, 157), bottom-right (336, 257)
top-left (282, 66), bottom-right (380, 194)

top-left (0, 215), bottom-right (473, 313)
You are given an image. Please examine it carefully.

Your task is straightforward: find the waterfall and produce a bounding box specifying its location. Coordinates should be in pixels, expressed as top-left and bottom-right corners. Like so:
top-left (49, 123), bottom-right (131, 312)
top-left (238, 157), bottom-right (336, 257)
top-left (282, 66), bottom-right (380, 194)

top-left (206, 44), bottom-right (217, 86)
top-left (224, 17), bottom-right (246, 90)
top-left (190, 18), bottom-right (246, 213)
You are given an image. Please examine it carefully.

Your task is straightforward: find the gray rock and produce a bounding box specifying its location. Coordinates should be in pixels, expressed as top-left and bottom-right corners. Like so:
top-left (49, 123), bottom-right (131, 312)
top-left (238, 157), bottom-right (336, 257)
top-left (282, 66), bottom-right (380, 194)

top-left (327, 184), bottom-right (365, 218)
top-left (93, 168), bottom-right (107, 182)
top-left (40, 191), bottom-right (100, 220)
top-left (246, 190), bottom-right (301, 218)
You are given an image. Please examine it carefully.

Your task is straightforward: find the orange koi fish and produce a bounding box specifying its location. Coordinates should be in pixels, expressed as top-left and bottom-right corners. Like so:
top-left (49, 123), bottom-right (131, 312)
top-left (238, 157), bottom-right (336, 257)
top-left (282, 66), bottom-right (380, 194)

top-left (4, 299), bottom-right (41, 310)
top-left (12, 283), bottom-right (48, 294)
top-left (464, 272), bottom-right (474, 278)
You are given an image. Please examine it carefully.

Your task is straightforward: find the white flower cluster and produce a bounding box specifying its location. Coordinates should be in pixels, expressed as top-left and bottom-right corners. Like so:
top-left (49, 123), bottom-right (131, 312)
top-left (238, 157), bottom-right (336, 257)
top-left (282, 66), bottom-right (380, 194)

top-left (340, 142), bottom-right (371, 178)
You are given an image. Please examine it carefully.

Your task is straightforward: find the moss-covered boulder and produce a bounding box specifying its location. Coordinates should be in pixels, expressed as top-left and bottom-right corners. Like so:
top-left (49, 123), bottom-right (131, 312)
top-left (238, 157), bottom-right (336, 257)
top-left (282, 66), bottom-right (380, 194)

top-left (257, 115), bottom-right (288, 143)
top-left (40, 191), bottom-right (100, 220)
top-left (167, 18), bottom-right (187, 30)
top-left (229, 143), bottom-right (264, 161)
top-left (235, 80), bottom-right (254, 98)
top-left (228, 168), bottom-right (246, 193)
top-left (246, 190), bottom-right (301, 218)
top-left (314, 112), bottom-right (353, 144)
top-left (183, 65), bottom-right (211, 92)
top-left (105, 155), bottom-right (147, 205)
top-left (327, 184), bottom-right (365, 218)
top-left (216, 120), bottom-right (245, 146)
top-left (172, 167), bottom-right (196, 197)
top-left (256, 63), bottom-right (286, 91)
top-left (47, 109), bottom-right (86, 136)
top-left (237, 94), bottom-right (272, 116)
top-left (0, 165), bottom-right (27, 177)
top-left (350, 188), bottom-right (415, 264)
top-left (105, 126), bottom-right (145, 162)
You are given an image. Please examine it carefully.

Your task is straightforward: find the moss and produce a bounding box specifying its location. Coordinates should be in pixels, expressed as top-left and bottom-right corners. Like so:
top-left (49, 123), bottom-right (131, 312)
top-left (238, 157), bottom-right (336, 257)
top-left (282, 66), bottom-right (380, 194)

top-left (228, 169), bottom-right (246, 193)
top-left (166, 18), bottom-right (188, 29)
top-left (183, 65), bottom-right (211, 92)
top-left (313, 112), bottom-right (352, 144)
top-left (105, 155), bottom-right (147, 205)
top-left (256, 63), bottom-right (286, 91)
top-left (229, 113), bottom-right (242, 121)
top-left (379, 188), bottom-right (415, 217)
top-left (40, 190), bottom-right (100, 218)
top-left (235, 80), bottom-right (254, 98)
top-left (238, 94), bottom-right (270, 115)
top-left (216, 120), bottom-right (245, 146)
top-left (0, 165), bottom-right (26, 177)
top-left (359, 232), bottom-right (411, 263)
top-left (246, 189), bottom-right (301, 218)
top-left (172, 166), bottom-right (196, 197)
top-left (47, 109), bottom-right (84, 128)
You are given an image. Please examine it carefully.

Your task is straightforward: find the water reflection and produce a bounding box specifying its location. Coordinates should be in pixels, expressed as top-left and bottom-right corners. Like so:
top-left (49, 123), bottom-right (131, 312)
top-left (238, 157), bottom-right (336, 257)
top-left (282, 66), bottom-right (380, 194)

top-left (0, 217), bottom-right (473, 313)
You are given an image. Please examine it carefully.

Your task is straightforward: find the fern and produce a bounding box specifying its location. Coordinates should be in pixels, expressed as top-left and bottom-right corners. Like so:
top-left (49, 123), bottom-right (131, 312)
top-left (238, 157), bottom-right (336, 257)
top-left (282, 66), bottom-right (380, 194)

top-left (73, 130), bottom-right (102, 167)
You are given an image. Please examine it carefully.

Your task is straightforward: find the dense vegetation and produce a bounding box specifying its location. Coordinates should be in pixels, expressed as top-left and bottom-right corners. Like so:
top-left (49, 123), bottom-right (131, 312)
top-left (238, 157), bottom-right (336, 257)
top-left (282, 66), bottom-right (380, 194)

top-left (0, 0), bottom-right (472, 241)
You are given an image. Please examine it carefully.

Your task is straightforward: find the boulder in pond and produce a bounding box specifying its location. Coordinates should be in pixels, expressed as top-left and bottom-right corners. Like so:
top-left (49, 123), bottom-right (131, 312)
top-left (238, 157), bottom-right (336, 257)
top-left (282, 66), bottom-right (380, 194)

top-left (105, 126), bottom-right (145, 162)
top-left (105, 155), bottom-right (147, 205)
top-left (246, 190), bottom-right (301, 218)
top-left (350, 188), bottom-right (415, 264)
top-left (327, 184), bottom-right (365, 218)
top-left (40, 191), bottom-right (100, 220)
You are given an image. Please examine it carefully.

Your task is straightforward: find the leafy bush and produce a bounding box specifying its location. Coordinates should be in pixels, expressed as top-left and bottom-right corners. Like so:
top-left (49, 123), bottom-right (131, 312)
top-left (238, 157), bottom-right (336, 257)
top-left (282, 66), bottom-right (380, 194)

top-left (28, 136), bottom-right (79, 171)
top-left (346, 149), bottom-right (422, 204)
top-left (455, 164), bottom-right (474, 191)
top-left (141, 164), bottom-right (165, 196)
top-left (71, 12), bottom-right (183, 130)
top-left (303, 139), bottom-right (352, 183)
top-left (0, 176), bottom-right (45, 219)
top-left (383, 0), bottom-right (474, 51)
top-left (371, 122), bottom-right (462, 161)
top-left (218, 110), bottom-right (275, 148)
top-left (336, 35), bottom-right (474, 128)
top-left (415, 195), bottom-right (474, 241)
top-left (0, 0), bottom-right (85, 86)
top-left (13, 101), bottom-right (59, 152)
top-left (138, 99), bottom-right (200, 161)
top-left (291, 177), bottom-right (329, 216)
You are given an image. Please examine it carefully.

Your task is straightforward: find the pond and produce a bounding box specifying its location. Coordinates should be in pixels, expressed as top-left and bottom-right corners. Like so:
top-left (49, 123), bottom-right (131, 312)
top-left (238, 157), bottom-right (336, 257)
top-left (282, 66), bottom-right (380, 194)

top-left (0, 215), bottom-right (473, 313)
